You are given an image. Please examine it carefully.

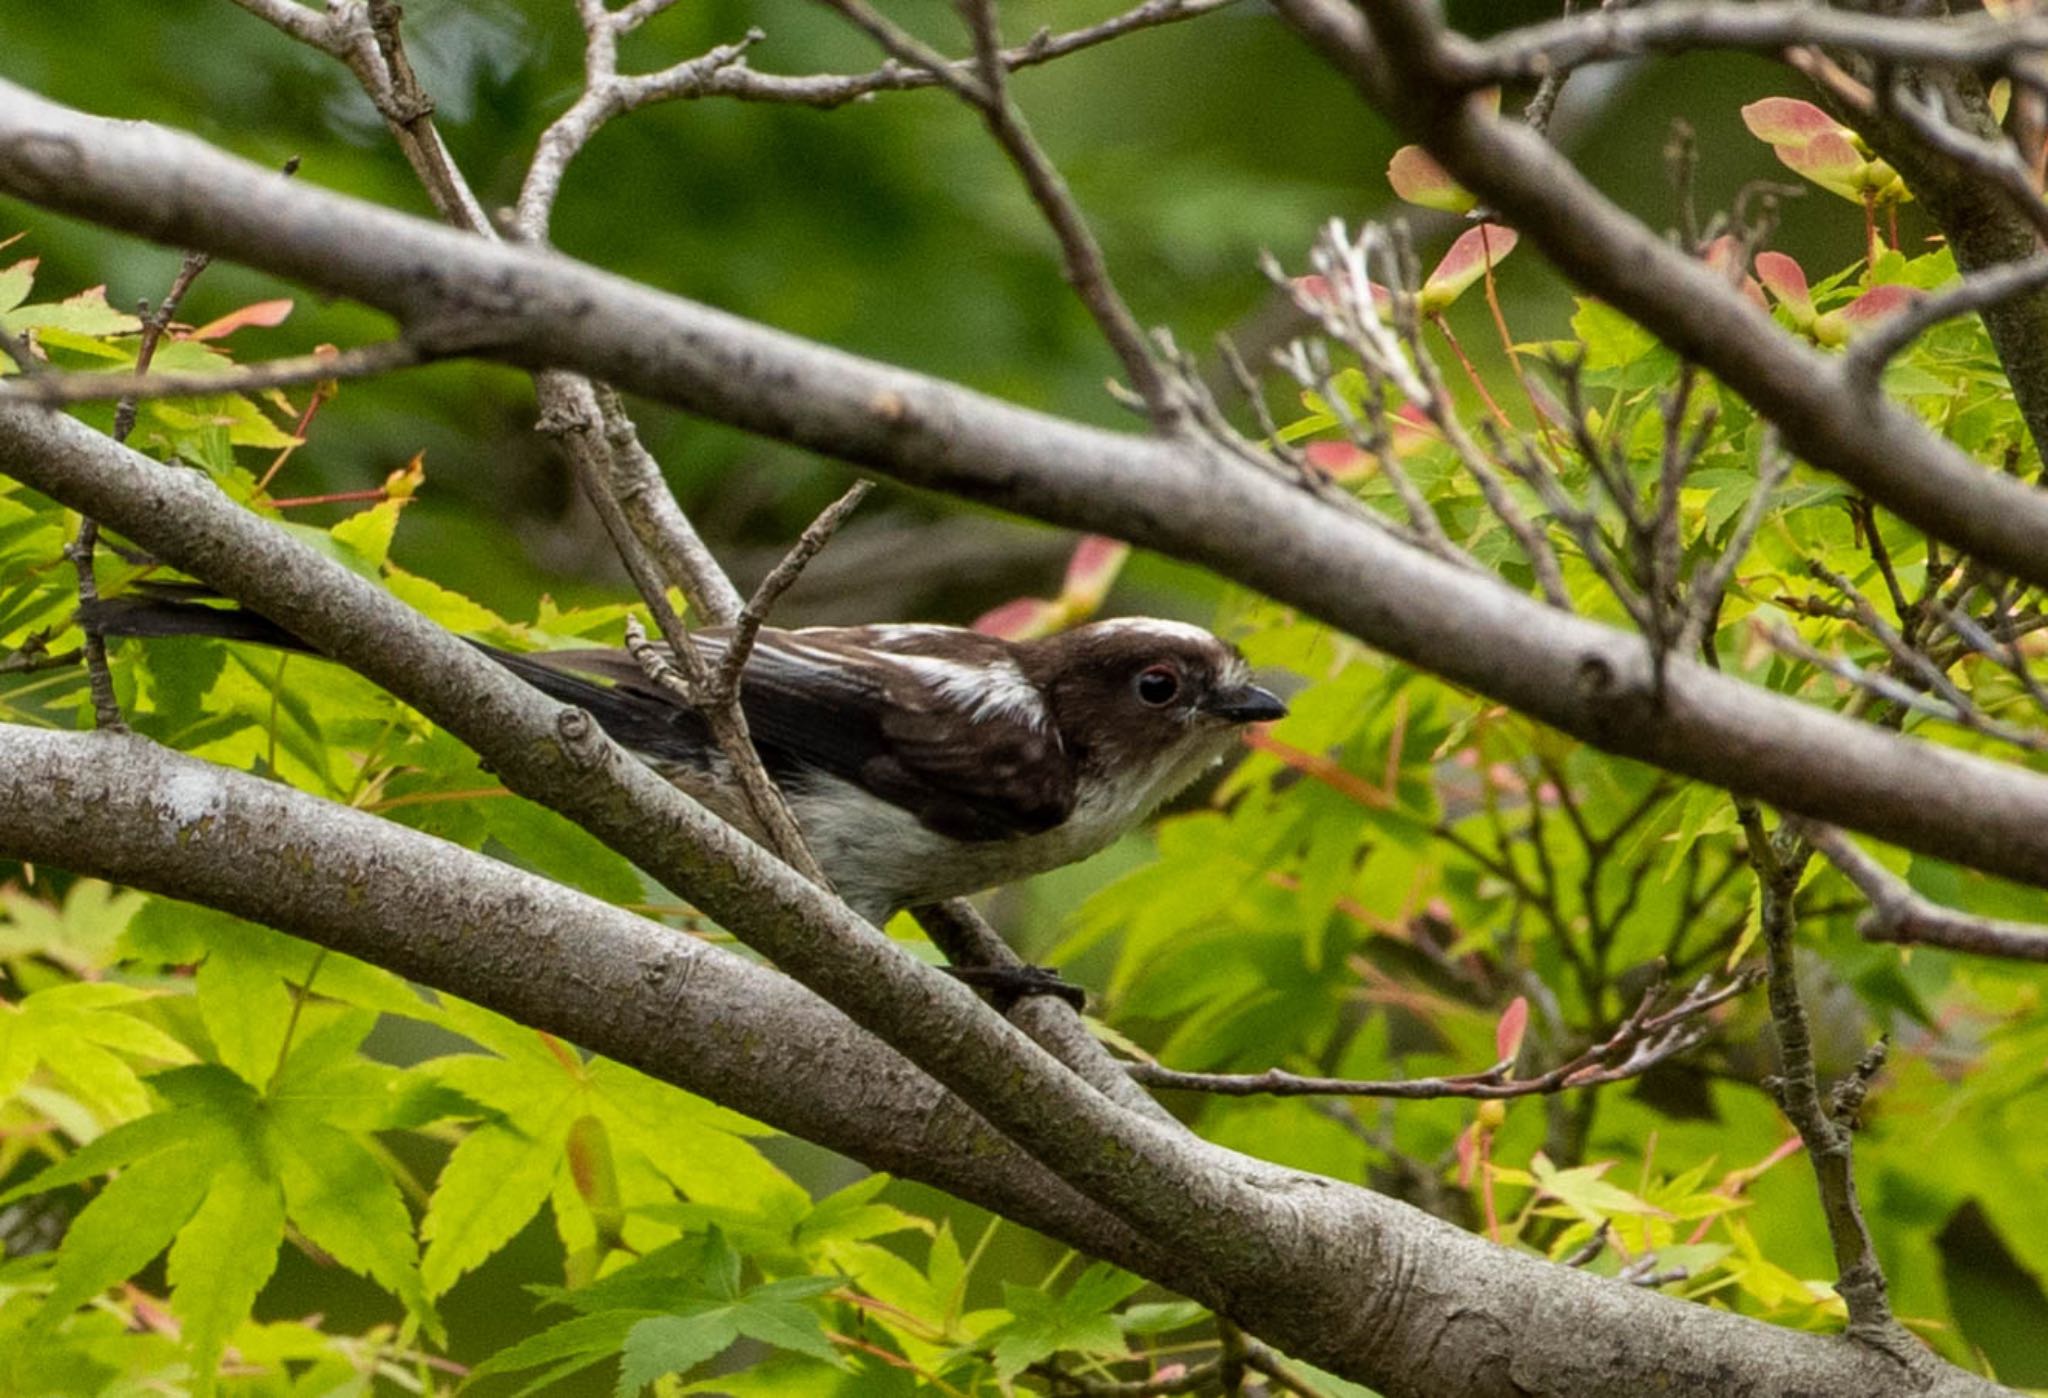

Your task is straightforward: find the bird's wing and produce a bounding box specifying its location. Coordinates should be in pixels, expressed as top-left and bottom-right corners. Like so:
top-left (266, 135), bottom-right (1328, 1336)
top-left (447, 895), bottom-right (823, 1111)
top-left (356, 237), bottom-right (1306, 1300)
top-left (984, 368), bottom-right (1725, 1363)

top-left (733, 629), bottom-right (1075, 842)
top-left (502, 627), bottom-right (1074, 842)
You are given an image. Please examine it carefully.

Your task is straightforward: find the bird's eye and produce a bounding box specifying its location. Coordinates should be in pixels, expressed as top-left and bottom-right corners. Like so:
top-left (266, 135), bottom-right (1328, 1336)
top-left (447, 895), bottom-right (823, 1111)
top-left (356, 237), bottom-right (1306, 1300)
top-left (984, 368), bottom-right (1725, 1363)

top-left (1134, 665), bottom-right (1180, 707)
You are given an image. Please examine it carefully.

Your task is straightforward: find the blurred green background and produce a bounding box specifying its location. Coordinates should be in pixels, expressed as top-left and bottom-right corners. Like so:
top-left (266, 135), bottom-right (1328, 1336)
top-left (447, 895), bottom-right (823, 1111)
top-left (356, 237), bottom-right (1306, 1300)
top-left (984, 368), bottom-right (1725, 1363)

top-left (4, 0), bottom-right (1996, 1387)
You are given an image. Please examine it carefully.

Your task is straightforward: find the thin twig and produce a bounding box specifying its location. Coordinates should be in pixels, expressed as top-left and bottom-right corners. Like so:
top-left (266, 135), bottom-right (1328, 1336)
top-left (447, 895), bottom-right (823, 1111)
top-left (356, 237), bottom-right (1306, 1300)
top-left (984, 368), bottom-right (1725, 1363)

top-left (815, 0), bottom-right (1182, 428)
top-left (1125, 968), bottom-right (1756, 1099)
top-left (70, 247), bottom-right (217, 731)
top-left (1454, 3), bottom-right (2048, 89)
top-left (535, 380), bottom-right (829, 885)
top-left (0, 339), bottom-right (428, 407)
top-left (712, 480), bottom-right (872, 700)
top-left (1677, 431), bottom-right (1791, 658)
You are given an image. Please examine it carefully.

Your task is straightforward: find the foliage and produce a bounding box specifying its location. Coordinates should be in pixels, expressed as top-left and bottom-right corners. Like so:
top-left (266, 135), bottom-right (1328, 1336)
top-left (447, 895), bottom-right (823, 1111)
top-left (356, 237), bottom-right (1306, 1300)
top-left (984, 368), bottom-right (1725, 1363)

top-left (3, 23), bottom-right (2048, 1398)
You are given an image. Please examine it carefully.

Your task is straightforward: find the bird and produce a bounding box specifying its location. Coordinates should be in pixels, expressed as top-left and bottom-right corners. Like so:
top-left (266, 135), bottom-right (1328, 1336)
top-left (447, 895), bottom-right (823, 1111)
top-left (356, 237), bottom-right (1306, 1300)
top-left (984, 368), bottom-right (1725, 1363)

top-left (84, 596), bottom-right (1288, 924)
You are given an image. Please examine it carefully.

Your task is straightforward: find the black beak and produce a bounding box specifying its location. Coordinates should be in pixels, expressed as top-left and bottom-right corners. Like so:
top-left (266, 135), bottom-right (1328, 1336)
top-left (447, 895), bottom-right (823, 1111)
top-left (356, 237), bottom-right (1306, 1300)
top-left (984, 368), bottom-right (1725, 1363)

top-left (1205, 683), bottom-right (1288, 724)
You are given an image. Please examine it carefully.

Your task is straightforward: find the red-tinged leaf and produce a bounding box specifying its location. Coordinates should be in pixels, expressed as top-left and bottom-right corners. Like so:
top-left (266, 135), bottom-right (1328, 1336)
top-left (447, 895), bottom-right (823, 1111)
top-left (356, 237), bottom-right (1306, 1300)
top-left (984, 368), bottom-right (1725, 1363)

top-left (1304, 440), bottom-right (1373, 479)
top-left (1060, 536), bottom-right (1129, 611)
top-left (1454, 1120), bottom-right (1483, 1188)
top-left (1753, 252), bottom-right (1814, 320)
top-left (1773, 130), bottom-right (1875, 203)
top-left (1420, 224), bottom-right (1517, 314)
top-left (1389, 402), bottom-right (1438, 453)
top-left (1700, 235), bottom-right (1768, 310)
top-left (1833, 283), bottom-right (1920, 324)
top-left (973, 597), bottom-right (1063, 640)
top-left (1495, 995), bottom-right (1530, 1064)
top-left (1741, 97), bottom-right (1842, 147)
top-left (187, 298), bottom-right (294, 341)
top-left (1387, 145), bottom-right (1476, 215)
top-left (1816, 283), bottom-right (1922, 347)
top-left (1292, 274), bottom-right (1334, 307)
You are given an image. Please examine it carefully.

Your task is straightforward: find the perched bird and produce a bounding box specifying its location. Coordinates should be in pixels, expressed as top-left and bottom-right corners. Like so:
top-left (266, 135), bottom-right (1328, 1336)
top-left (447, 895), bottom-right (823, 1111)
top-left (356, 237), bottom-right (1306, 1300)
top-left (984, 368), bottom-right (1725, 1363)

top-left (86, 598), bottom-right (1287, 923)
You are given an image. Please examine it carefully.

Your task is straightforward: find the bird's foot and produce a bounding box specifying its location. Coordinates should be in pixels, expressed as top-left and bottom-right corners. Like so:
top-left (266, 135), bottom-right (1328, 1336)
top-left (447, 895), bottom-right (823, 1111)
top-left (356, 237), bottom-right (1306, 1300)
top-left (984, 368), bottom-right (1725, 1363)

top-left (945, 962), bottom-right (1087, 1013)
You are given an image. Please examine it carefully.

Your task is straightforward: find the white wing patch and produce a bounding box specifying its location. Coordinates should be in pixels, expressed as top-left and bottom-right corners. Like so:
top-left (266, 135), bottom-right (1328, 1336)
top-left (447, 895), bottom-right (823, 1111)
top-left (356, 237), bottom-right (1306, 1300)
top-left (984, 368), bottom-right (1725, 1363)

top-left (888, 653), bottom-right (1047, 727)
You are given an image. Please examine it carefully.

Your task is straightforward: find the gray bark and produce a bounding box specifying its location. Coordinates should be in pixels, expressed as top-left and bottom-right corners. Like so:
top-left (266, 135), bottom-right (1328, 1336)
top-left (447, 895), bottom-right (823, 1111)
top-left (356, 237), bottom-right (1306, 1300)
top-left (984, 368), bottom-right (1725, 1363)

top-left (5, 86), bottom-right (2048, 894)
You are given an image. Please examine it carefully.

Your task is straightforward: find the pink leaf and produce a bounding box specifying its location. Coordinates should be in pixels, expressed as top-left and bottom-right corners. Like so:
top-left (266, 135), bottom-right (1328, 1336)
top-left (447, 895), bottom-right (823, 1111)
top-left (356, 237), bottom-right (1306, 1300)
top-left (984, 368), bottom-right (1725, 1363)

top-left (1700, 236), bottom-right (1767, 310)
top-left (1388, 145), bottom-right (1476, 215)
top-left (1740, 97), bottom-right (1842, 147)
top-left (1292, 274), bottom-right (1334, 307)
top-left (1304, 440), bottom-right (1373, 479)
top-left (1753, 252), bottom-right (1813, 314)
top-left (187, 298), bottom-right (294, 341)
top-left (1420, 224), bottom-right (1517, 314)
top-left (972, 597), bottom-right (1063, 640)
top-left (1454, 1121), bottom-right (1483, 1188)
top-left (1060, 536), bottom-right (1130, 610)
top-left (1773, 130), bottom-right (1875, 203)
top-left (1495, 995), bottom-right (1530, 1063)
top-left (1832, 283), bottom-right (1920, 324)
top-left (1816, 283), bottom-right (1923, 347)
top-left (1389, 402), bottom-right (1438, 454)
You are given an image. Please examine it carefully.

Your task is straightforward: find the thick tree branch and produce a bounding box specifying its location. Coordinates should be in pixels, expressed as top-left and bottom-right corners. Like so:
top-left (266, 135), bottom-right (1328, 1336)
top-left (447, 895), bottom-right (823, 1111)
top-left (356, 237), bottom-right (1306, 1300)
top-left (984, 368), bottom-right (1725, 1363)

top-left (18, 85), bottom-right (2048, 896)
top-left (0, 715), bottom-right (2006, 1396)
top-left (0, 723), bottom-right (1167, 1283)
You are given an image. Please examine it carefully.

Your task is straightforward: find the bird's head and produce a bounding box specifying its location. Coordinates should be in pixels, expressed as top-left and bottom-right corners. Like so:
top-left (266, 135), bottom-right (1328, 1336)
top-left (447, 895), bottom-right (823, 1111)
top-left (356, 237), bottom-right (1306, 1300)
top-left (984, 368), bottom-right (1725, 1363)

top-left (1020, 617), bottom-right (1287, 802)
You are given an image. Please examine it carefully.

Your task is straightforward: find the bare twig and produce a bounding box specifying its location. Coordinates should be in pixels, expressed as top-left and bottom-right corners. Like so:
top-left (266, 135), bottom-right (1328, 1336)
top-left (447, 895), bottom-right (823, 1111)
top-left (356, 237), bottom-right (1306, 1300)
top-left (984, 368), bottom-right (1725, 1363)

top-left (0, 339), bottom-right (428, 407)
top-left (594, 386), bottom-right (745, 625)
top-left (535, 380), bottom-right (829, 886)
top-left (1801, 821), bottom-right (2048, 962)
top-left (815, 0), bottom-right (1183, 428)
top-left (1764, 614), bottom-right (2048, 754)
top-left (1125, 968), bottom-right (1756, 1099)
top-left (514, 16), bottom-right (766, 240)
top-left (69, 247), bottom-right (218, 731)
top-left (1453, 3), bottom-right (2048, 89)
top-left (711, 480), bottom-right (872, 701)
top-left (1677, 431), bottom-right (1792, 657)
top-left (675, 0), bottom-right (1241, 109)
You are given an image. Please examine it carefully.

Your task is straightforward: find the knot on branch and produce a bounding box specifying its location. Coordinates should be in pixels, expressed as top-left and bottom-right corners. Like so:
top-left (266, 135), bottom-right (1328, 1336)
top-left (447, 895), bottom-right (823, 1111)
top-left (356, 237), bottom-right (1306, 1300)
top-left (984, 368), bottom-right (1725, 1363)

top-left (554, 706), bottom-right (611, 771)
top-left (1827, 1036), bottom-right (1889, 1129)
top-left (534, 400), bottom-right (597, 441)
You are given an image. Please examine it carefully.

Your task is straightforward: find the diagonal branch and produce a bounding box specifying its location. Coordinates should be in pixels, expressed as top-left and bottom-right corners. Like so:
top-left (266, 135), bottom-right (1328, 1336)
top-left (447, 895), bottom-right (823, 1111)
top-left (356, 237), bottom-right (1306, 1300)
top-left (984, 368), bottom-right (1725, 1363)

top-left (1800, 821), bottom-right (2048, 962)
top-left (29, 82), bottom-right (2048, 894)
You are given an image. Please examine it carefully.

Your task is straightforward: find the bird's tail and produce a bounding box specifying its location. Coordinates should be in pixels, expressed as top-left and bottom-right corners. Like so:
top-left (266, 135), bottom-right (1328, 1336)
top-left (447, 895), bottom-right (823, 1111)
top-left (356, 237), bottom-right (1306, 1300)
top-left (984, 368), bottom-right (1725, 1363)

top-left (82, 589), bottom-right (714, 767)
top-left (82, 590), bottom-right (309, 651)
